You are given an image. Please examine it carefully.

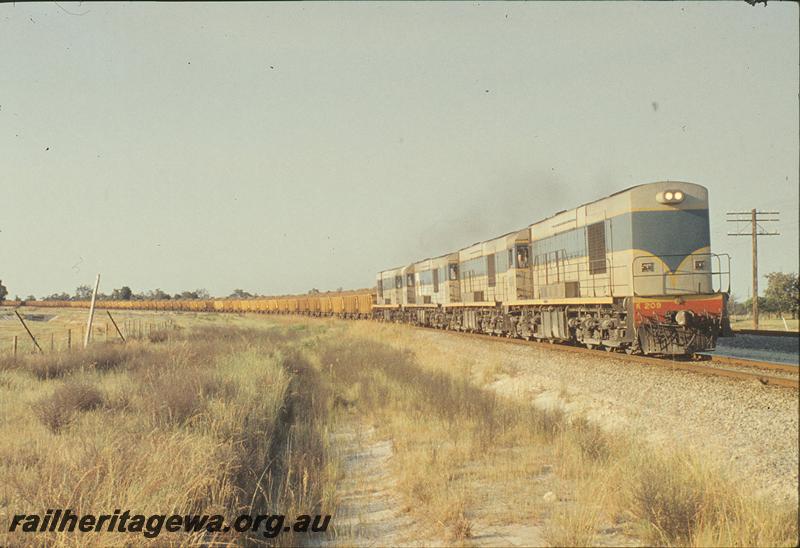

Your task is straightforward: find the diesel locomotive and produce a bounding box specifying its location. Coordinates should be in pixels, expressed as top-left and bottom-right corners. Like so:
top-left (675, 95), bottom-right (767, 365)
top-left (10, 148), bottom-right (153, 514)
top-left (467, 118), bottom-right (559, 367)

top-left (373, 181), bottom-right (731, 356)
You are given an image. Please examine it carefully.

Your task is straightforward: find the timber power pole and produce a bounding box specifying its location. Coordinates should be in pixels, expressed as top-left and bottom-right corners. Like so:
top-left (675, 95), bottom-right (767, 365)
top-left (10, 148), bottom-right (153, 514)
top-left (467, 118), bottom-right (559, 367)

top-left (84, 273), bottom-right (101, 349)
top-left (727, 209), bottom-right (780, 329)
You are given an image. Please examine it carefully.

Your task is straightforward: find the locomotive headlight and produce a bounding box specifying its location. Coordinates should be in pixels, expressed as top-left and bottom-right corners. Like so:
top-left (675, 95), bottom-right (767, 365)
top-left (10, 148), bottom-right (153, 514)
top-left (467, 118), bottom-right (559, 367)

top-left (675, 310), bottom-right (693, 326)
top-left (656, 189), bottom-right (686, 204)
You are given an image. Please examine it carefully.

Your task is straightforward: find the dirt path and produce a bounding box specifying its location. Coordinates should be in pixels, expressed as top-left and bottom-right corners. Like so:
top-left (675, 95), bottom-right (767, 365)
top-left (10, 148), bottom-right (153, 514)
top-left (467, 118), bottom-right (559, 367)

top-left (325, 419), bottom-right (555, 547)
top-left (325, 421), bottom-right (420, 547)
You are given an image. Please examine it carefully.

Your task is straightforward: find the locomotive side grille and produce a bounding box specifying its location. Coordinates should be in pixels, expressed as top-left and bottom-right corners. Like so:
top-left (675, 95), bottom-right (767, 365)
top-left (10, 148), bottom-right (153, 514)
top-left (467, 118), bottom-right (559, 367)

top-left (587, 221), bottom-right (607, 275)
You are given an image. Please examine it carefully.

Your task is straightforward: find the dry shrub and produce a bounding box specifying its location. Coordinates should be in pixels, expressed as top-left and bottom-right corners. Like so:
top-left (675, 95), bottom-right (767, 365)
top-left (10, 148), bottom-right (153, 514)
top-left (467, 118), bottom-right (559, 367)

top-left (571, 416), bottom-right (612, 462)
top-left (446, 512), bottom-right (473, 541)
top-left (626, 451), bottom-right (799, 546)
top-left (33, 381), bottom-right (104, 433)
top-left (629, 452), bottom-right (710, 544)
top-left (26, 344), bottom-right (138, 379)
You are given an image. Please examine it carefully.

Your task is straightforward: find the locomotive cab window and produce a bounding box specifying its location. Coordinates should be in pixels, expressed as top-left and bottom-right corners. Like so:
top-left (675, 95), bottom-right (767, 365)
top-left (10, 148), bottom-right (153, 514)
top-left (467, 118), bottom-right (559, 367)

top-left (641, 262), bottom-right (655, 273)
top-left (449, 264), bottom-right (459, 281)
top-left (395, 275), bottom-right (402, 289)
top-left (377, 279), bottom-right (383, 298)
top-left (694, 260), bottom-right (706, 271)
top-left (515, 246), bottom-right (529, 268)
top-left (407, 274), bottom-right (415, 287)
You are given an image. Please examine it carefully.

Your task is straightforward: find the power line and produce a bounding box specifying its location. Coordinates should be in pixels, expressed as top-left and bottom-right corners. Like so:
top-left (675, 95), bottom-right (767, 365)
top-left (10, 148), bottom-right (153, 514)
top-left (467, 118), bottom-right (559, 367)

top-left (726, 209), bottom-right (780, 329)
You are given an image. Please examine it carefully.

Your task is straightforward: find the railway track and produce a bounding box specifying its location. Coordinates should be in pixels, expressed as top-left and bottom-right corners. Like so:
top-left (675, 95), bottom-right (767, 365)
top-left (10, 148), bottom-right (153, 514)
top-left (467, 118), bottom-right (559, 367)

top-left (406, 325), bottom-right (799, 390)
top-left (731, 328), bottom-right (799, 338)
top-left (700, 355), bottom-right (798, 374)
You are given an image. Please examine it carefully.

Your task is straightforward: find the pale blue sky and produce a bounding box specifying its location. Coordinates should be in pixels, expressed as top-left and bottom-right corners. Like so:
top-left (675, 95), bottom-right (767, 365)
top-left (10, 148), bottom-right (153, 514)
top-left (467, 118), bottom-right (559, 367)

top-left (1, 2), bottom-right (797, 299)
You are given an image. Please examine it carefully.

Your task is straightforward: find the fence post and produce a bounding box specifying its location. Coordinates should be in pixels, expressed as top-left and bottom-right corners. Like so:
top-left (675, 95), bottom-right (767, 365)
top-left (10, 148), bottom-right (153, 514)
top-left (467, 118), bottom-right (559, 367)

top-left (14, 310), bottom-right (42, 353)
top-left (13, 335), bottom-right (17, 360)
top-left (50, 333), bottom-right (54, 352)
top-left (107, 311), bottom-right (125, 342)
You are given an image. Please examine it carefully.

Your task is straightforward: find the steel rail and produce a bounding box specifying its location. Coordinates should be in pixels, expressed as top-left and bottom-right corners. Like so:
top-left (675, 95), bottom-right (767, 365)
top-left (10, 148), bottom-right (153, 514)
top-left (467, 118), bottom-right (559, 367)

top-left (706, 355), bottom-right (798, 374)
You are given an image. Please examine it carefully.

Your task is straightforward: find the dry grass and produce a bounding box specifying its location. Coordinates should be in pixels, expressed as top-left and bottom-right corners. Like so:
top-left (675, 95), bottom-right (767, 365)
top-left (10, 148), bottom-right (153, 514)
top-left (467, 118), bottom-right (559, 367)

top-left (317, 335), bottom-right (566, 542)
top-left (623, 451), bottom-right (798, 546)
top-left (0, 319), bottom-right (336, 547)
top-left (2, 313), bottom-right (796, 546)
top-left (729, 315), bottom-right (799, 332)
top-left (323, 319), bottom-right (798, 547)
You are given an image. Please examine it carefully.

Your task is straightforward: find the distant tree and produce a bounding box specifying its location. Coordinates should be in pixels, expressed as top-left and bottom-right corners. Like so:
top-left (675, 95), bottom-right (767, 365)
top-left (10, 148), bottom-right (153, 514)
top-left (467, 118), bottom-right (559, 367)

top-left (142, 289), bottom-right (171, 300)
top-left (74, 285), bottom-right (93, 300)
top-left (110, 286), bottom-right (133, 300)
top-left (229, 289), bottom-right (253, 298)
top-left (44, 292), bottom-right (70, 301)
top-left (764, 272), bottom-right (799, 319)
top-left (741, 296), bottom-right (768, 316)
top-left (307, 288), bottom-right (320, 294)
top-left (13, 295), bottom-right (20, 302)
top-left (179, 291), bottom-right (199, 300)
top-left (0, 280), bottom-right (7, 302)
top-left (729, 296), bottom-right (749, 316)
top-left (121, 286), bottom-right (133, 300)
top-left (26, 295), bottom-right (36, 302)
top-left (195, 288), bottom-right (210, 300)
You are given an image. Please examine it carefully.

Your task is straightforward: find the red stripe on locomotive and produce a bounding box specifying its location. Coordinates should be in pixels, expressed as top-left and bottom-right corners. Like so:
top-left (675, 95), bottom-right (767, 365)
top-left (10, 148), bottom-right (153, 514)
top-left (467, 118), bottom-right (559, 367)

top-left (633, 295), bottom-right (725, 325)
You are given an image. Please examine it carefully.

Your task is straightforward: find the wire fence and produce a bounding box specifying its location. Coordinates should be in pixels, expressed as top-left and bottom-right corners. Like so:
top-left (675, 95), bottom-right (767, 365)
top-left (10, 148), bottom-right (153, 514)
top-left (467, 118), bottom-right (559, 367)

top-left (3, 317), bottom-right (177, 359)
